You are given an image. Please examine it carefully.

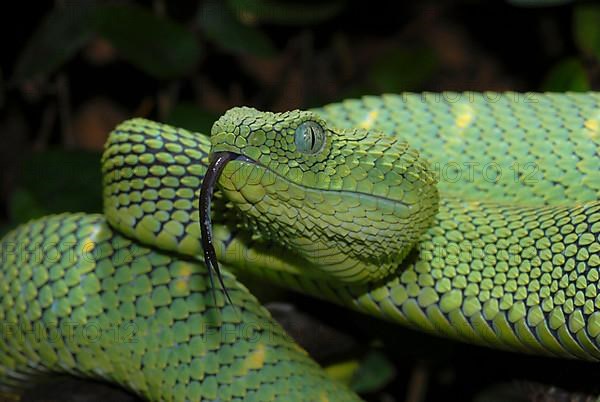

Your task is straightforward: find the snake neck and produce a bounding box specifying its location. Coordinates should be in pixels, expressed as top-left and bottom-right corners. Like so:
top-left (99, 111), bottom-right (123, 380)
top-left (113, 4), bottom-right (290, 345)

top-left (102, 118), bottom-right (211, 257)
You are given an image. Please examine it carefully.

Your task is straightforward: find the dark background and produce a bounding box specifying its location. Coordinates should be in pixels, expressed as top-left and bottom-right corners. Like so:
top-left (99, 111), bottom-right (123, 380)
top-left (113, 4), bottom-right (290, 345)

top-left (1, 1), bottom-right (600, 401)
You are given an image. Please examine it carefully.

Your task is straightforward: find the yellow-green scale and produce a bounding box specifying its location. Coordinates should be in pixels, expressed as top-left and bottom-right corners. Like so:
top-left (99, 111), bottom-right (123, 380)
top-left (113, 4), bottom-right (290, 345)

top-left (318, 93), bottom-right (600, 205)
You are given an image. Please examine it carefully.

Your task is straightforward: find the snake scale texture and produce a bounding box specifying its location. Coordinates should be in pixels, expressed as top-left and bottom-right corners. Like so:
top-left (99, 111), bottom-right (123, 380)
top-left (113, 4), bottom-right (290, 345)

top-left (0, 92), bottom-right (599, 401)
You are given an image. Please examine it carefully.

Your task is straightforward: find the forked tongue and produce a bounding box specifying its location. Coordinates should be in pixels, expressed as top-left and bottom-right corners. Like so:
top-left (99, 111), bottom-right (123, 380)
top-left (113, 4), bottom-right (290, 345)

top-left (199, 151), bottom-right (239, 306)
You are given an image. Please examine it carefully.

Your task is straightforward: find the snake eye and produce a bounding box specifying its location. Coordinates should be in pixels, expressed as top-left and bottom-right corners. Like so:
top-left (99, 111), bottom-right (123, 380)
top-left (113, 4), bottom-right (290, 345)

top-left (294, 121), bottom-right (326, 154)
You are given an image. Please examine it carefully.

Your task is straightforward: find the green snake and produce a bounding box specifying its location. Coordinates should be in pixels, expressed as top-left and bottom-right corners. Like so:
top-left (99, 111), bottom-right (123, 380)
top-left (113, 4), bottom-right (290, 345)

top-left (0, 92), bottom-right (599, 401)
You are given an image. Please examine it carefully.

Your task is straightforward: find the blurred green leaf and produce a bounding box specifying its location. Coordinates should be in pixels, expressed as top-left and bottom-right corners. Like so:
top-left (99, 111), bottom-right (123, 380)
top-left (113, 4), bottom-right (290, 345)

top-left (199, 0), bottom-right (275, 57)
top-left (542, 57), bottom-right (590, 91)
top-left (325, 359), bottom-right (359, 385)
top-left (370, 47), bottom-right (438, 92)
top-left (92, 4), bottom-right (201, 79)
top-left (13, 2), bottom-right (96, 83)
top-left (164, 103), bottom-right (219, 134)
top-left (350, 350), bottom-right (395, 394)
top-left (9, 150), bottom-right (103, 224)
top-left (574, 4), bottom-right (600, 61)
top-left (227, 0), bottom-right (345, 25)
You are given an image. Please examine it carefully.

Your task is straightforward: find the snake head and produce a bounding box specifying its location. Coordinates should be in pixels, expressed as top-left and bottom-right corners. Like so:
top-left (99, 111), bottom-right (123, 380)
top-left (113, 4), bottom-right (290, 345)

top-left (203, 106), bottom-right (439, 284)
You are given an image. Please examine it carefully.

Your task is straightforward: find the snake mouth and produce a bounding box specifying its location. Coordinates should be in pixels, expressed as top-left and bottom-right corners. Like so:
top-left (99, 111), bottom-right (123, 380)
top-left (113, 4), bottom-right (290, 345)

top-left (202, 144), bottom-right (439, 285)
top-left (199, 151), bottom-right (249, 305)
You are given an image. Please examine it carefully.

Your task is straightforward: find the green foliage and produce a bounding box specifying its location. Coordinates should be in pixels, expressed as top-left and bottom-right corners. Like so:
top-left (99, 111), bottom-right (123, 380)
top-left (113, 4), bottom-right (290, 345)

top-left (13, 2), bottom-right (96, 83)
top-left (9, 190), bottom-right (47, 226)
top-left (226, 0), bottom-right (345, 25)
top-left (92, 4), bottom-right (201, 79)
top-left (573, 4), bottom-right (600, 61)
top-left (13, 2), bottom-right (201, 82)
top-left (9, 150), bottom-right (103, 224)
top-left (542, 57), bottom-right (590, 91)
top-left (164, 103), bottom-right (219, 134)
top-left (370, 47), bottom-right (438, 93)
top-left (350, 350), bottom-right (395, 394)
top-left (198, 0), bottom-right (275, 57)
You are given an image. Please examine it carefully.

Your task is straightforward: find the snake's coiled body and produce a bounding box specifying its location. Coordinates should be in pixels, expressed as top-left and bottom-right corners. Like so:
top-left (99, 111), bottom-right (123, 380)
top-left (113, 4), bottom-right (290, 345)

top-left (0, 214), bottom-right (358, 401)
top-left (0, 93), bottom-right (599, 400)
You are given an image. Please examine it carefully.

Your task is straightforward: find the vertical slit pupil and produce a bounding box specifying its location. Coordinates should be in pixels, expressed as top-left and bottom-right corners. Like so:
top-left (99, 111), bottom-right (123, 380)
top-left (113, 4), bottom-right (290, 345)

top-left (295, 121), bottom-right (324, 154)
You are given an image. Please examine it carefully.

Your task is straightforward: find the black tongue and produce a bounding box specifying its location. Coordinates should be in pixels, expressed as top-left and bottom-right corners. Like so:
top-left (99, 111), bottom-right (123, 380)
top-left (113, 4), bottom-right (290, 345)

top-left (199, 151), bottom-right (239, 306)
